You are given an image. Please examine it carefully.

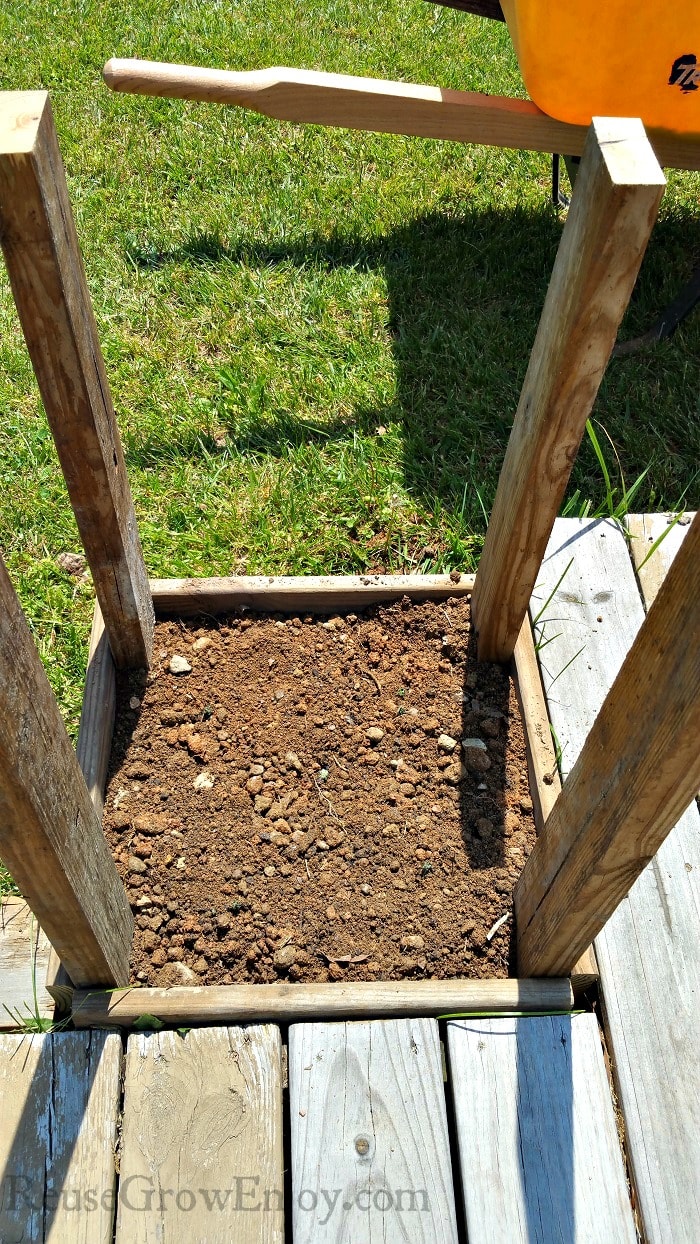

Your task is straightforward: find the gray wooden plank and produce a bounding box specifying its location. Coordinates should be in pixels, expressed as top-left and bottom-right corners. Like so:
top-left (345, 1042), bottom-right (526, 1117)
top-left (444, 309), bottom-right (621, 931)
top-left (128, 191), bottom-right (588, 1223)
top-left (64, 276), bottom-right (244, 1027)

top-left (446, 1014), bottom-right (636, 1243)
top-left (115, 1025), bottom-right (283, 1243)
top-left (288, 1018), bottom-right (458, 1243)
top-left (0, 1030), bottom-right (122, 1242)
top-left (531, 516), bottom-right (700, 1243)
top-left (628, 511), bottom-right (696, 608)
top-left (0, 898), bottom-right (53, 1030)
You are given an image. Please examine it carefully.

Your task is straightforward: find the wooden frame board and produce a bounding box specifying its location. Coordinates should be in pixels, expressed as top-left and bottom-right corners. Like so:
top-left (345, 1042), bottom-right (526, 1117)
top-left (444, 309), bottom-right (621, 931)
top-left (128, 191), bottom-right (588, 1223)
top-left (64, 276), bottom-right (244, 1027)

top-left (62, 572), bottom-right (579, 1025)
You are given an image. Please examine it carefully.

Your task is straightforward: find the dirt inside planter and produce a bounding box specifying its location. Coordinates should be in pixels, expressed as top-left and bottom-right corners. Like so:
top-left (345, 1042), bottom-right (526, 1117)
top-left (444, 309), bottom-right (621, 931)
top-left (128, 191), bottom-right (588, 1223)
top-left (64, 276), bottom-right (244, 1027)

top-left (103, 594), bottom-right (537, 986)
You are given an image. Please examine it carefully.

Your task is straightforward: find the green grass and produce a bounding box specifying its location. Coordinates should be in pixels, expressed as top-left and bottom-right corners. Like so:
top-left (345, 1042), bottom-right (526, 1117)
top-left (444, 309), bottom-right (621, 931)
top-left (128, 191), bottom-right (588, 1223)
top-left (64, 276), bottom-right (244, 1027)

top-left (0, 2), bottom-right (699, 901)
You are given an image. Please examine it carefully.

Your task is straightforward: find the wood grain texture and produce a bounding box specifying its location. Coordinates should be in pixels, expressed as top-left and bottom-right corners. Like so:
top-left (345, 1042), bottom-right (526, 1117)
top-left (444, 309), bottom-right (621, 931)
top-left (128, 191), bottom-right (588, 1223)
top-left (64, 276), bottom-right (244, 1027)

top-left (512, 619), bottom-right (562, 827)
top-left (512, 620), bottom-right (598, 991)
top-left (115, 1026), bottom-right (283, 1243)
top-left (522, 516), bottom-right (700, 1243)
top-left (0, 553), bottom-right (132, 987)
top-left (472, 117), bottom-right (665, 661)
top-left (76, 603), bottom-right (116, 817)
top-left (102, 60), bottom-right (700, 171)
top-left (46, 603), bottom-right (118, 1009)
top-left (71, 977), bottom-right (573, 1027)
top-left (515, 510), bottom-right (700, 975)
top-left (0, 898), bottom-right (53, 1030)
top-left (0, 1030), bottom-right (122, 1243)
top-left (0, 91), bottom-right (153, 669)
top-left (627, 511), bottom-right (696, 608)
top-left (446, 1014), bottom-right (636, 1243)
top-left (289, 1019), bottom-right (458, 1242)
top-left (151, 572), bottom-right (474, 615)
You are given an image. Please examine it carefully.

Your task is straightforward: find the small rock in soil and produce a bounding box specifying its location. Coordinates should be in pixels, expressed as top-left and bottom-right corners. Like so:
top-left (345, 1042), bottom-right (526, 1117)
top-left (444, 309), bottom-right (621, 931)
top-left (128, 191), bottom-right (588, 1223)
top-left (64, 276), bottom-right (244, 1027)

top-left (169, 654), bottom-right (192, 675)
top-left (366, 727), bottom-right (384, 744)
top-left (193, 771), bottom-right (215, 790)
top-left (154, 962), bottom-right (200, 986)
top-left (273, 944), bottom-right (299, 971)
top-left (437, 734), bottom-right (457, 753)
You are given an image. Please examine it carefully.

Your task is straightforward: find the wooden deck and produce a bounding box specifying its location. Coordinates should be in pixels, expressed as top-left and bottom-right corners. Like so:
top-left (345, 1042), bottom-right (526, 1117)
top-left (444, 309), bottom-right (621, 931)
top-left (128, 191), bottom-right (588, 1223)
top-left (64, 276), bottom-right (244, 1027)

top-left (0, 513), bottom-right (697, 1242)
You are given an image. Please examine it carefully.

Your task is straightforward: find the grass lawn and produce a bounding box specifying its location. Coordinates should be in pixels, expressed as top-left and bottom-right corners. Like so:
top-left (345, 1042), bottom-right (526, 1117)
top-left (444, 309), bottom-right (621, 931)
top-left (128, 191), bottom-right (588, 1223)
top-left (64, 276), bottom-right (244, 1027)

top-left (0, 2), bottom-right (698, 897)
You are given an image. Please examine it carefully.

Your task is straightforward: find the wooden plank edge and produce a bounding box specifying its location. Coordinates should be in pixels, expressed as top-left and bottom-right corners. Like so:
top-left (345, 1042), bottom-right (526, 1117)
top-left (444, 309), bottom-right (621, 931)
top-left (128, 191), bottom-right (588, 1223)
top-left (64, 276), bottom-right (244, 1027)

top-left (71, 977), bottom-right (574, 1027)
top-left (512, 616), bottom-right (599, 994)
top-left (46, 602), bottom-right (118, 1012)
top-left (150, 572), bottom-right (475, 615)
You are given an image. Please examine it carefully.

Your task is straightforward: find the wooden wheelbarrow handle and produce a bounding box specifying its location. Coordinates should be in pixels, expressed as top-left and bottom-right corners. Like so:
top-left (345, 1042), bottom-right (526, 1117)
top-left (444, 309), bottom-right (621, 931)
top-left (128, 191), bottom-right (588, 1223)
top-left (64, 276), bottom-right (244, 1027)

top-left (102, 58), bottom-right (700, 171)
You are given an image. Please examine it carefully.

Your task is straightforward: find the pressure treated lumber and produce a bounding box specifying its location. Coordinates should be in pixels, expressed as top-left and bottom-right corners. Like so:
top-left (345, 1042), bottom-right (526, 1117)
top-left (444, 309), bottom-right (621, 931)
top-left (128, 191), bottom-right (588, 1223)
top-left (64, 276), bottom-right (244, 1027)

top-left (102, 60), bottom-right (700, 171)
top-left (116, 1026), bottom-right (284, 1244)
top-left (528, 516), bottom-right (700, 1244)
top-left (472, 117), bottom-right (665, 661)
top-left (46, 602), bottom-right (118, 1009)
top-left (447, 1015), bottom-right (636, 1242)
top-left (0, 898), bottom-right (53, 1030)
top-left (0, 91), bottom-right (153, 669)
top-left (76, 603), bottom-right (117, 817)
top-left (0, 1031), bottom-right (122, 1243)
top-left (627, 511), bottom-right (696, 608)
top-left (289, 1019), bottom-right (458, 1242)
top-left (71, 976), bottom-right (573, 1026)
top-left (516, 509), bottom-right (700, 974)
top-left (150, 572), bottom-right (474, 615)
top-left (512, 620), bottom-right (598, 991)
top-left (0, 554), bottom-right (132, 986)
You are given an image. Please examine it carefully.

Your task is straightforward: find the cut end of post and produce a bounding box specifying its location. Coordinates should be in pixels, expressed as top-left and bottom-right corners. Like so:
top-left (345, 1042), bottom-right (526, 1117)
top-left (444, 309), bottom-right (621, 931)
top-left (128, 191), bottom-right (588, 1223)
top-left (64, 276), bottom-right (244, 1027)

top-left (591, 116), bottom-right (667, 189)
top-left (0, 91), bottom-right (47, 155)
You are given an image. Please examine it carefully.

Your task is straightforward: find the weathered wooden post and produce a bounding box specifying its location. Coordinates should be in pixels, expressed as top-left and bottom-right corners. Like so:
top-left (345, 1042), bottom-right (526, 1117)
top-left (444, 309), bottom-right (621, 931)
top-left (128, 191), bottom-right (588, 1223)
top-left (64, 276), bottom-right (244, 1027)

top-left (0, 555), bottom-right (132, 987)
top-left (0, 91), bottom-right (154, 669)
top-left (515, 509), bottom-right (700, 976)
top-left (472, 116), bottom-right (665, 662)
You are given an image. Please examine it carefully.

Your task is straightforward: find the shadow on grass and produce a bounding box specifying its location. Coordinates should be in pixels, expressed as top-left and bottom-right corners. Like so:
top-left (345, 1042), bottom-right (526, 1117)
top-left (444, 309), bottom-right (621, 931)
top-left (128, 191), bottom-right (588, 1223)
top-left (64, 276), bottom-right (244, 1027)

top-left (124, 200), bottom-right (700, 523)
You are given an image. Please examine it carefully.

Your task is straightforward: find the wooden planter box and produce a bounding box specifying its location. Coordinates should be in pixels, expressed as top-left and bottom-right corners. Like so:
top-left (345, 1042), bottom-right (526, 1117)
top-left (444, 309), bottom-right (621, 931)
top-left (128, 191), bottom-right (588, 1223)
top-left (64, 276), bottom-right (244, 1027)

top-left (59, 572), bottom-right (588, 1027)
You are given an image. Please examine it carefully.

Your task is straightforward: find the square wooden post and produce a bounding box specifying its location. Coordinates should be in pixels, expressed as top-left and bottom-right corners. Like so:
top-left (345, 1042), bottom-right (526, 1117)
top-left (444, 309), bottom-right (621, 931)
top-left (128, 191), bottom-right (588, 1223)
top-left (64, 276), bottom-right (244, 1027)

top-left (0, 553), bottom-right (132, 987)
top-left (0, 91), bottom-right (153, 669)
top-left (472, 117), bottom-right (665, 663)
top-left (515, 510), bottom-right (700, 976)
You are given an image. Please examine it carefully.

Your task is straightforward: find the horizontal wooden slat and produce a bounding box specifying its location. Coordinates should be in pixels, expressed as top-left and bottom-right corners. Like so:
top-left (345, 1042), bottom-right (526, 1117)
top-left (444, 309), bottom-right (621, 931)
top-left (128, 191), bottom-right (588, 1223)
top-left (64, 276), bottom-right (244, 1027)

top-left (447, 1014), bottom-right (636, 1242)
top-left (289, 1019), bottom-right (458, 1242)
top-left (150, 572), bottom-right (474, 614)
top-left (71, 977), bottom-right (574, 1027)
top-left (102, 60), bottom-right (700, 171)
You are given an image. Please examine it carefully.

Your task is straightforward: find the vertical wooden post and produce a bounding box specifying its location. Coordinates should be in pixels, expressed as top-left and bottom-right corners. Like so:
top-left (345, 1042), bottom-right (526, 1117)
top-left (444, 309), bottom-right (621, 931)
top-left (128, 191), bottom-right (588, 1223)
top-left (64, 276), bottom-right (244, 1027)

top-left (515, 510), bottom-right (700, 977)
top-left (472, 116), bottom-right (665, 663)
top-left (0, 91), bottom-right (153, 669)
top-left (0, 554), bottom-right (132, 987)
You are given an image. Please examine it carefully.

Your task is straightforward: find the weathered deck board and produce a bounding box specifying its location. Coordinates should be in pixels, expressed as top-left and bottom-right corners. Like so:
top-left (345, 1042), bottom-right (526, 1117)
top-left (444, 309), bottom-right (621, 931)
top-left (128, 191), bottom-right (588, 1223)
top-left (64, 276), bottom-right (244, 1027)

top-left (0, 1030), bottom-right (122, 1242)
top-left (531, 516), bottom-right (700, 1243)
top-left (115, 1025), bottom-right (284, 1243)
top-left (627, 511), bottom-right (695, 607)
top-left (0, 898), bottom-right (53, 1030)
top-left (447, 1014), bottom-right (635, 1242)
top-left (288, 1018), bottom-right (458, 1242)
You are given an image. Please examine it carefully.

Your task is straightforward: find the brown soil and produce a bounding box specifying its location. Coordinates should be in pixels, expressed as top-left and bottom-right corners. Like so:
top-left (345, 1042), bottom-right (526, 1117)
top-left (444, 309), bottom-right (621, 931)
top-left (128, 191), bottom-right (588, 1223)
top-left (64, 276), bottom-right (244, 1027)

top-left (103, 595), bottom-right (537, 986)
